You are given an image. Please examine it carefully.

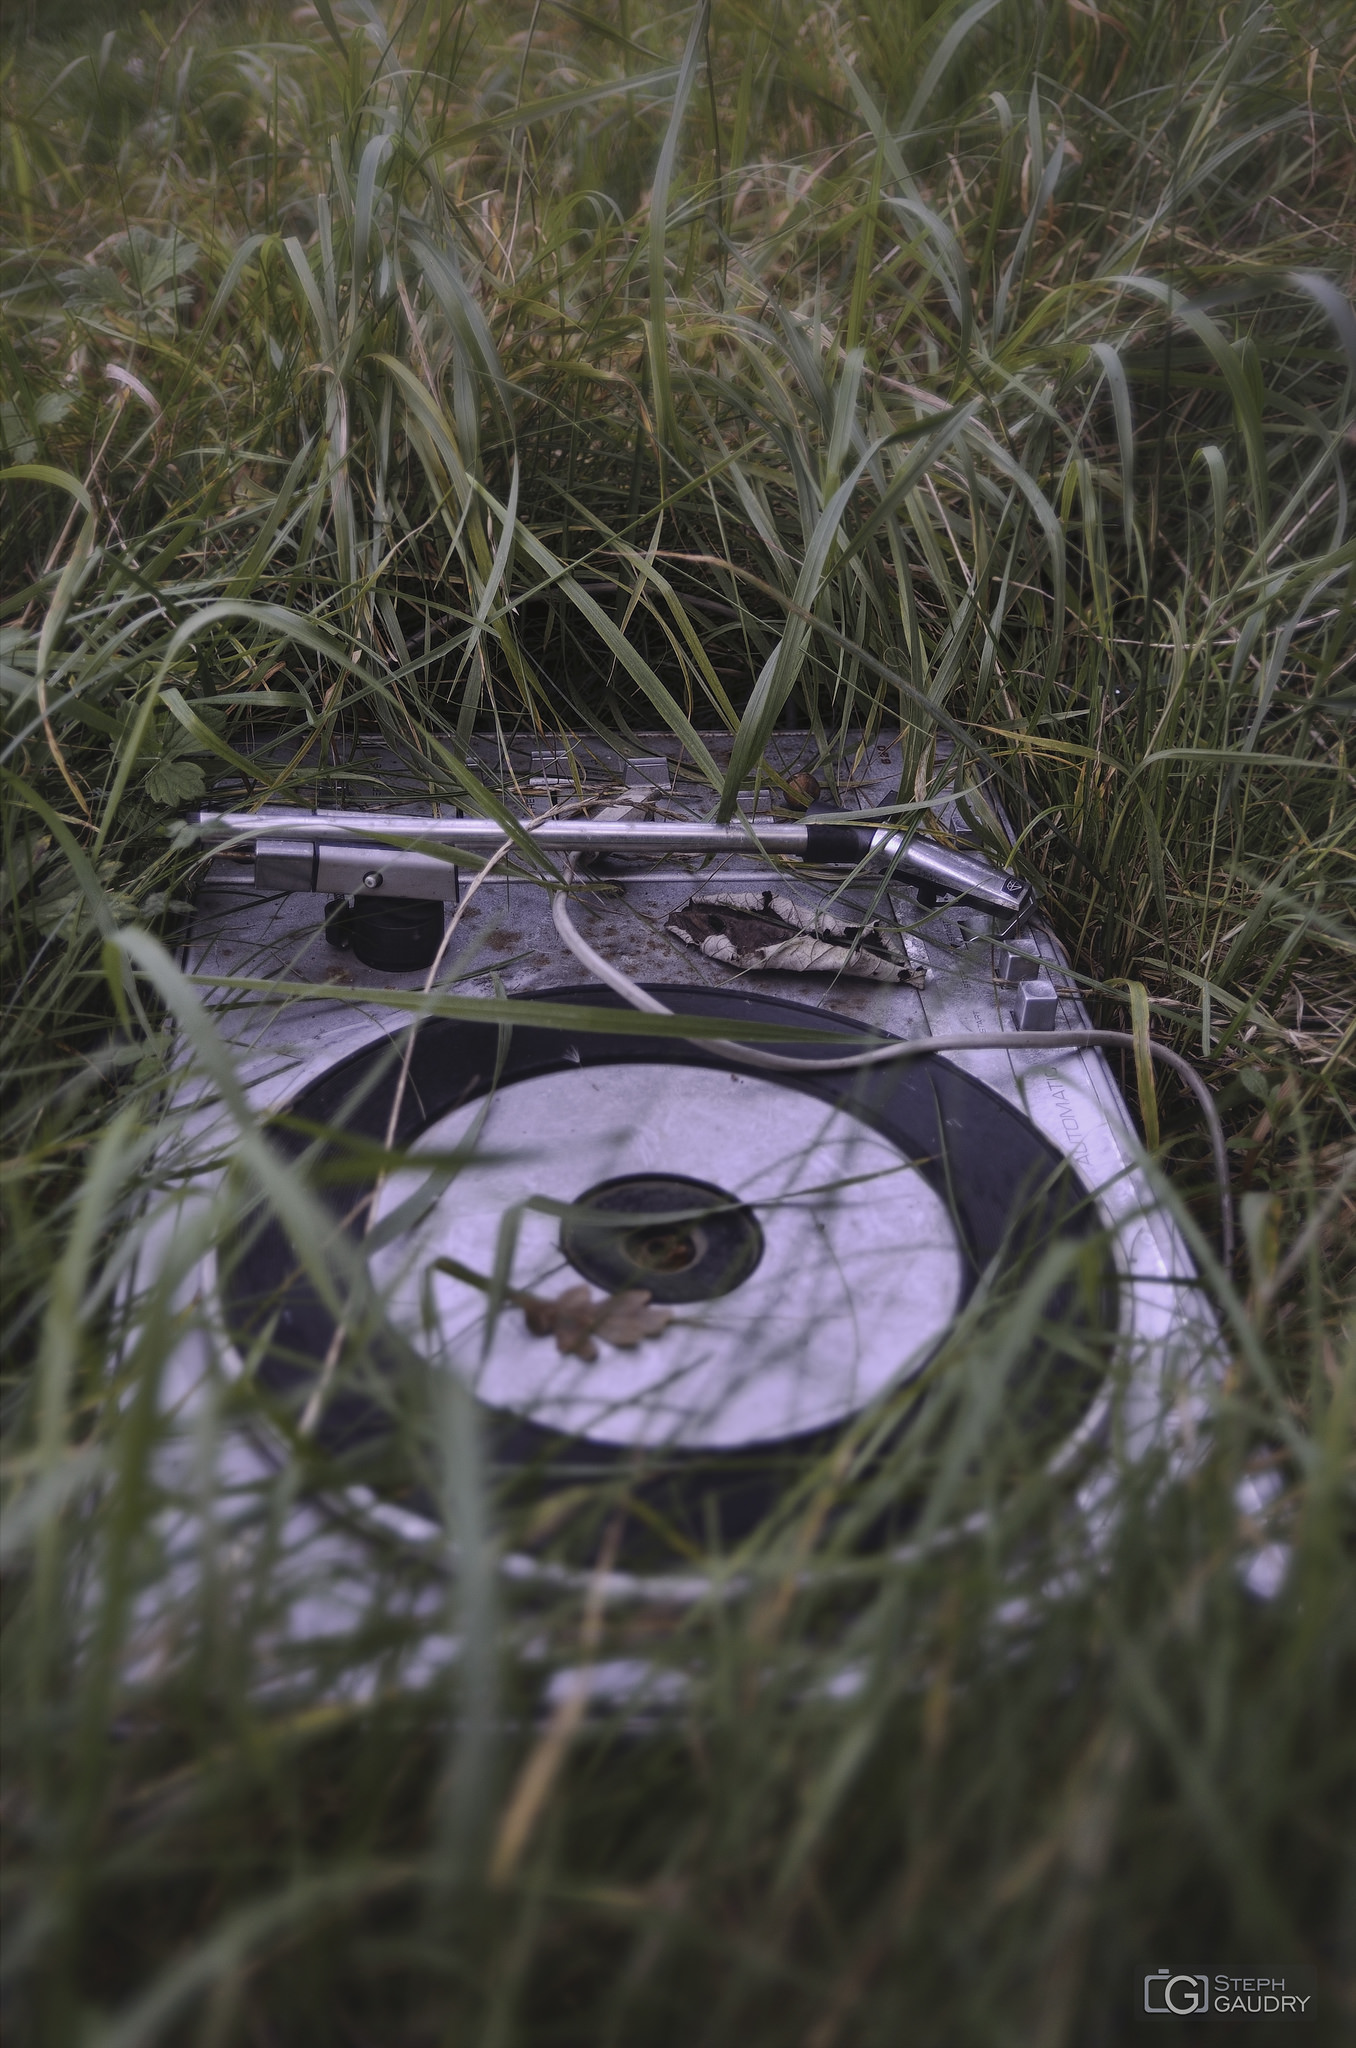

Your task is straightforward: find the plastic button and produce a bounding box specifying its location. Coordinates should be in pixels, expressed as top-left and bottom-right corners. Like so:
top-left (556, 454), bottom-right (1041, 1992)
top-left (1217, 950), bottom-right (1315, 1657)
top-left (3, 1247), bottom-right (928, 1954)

top-left (1013, 978), bottom-right (1059, 1030)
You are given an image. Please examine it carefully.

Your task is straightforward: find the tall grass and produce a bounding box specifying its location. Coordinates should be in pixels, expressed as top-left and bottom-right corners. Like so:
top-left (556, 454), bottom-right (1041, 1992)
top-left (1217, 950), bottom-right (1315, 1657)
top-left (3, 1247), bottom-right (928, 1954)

top-left (1, 2), bottom-right (1353, 2042)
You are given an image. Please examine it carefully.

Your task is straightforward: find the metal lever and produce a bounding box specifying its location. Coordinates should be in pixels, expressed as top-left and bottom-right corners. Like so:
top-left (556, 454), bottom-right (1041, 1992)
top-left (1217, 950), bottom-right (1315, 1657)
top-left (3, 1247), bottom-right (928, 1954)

top-left (195, 810), bottom-right (1033, 923)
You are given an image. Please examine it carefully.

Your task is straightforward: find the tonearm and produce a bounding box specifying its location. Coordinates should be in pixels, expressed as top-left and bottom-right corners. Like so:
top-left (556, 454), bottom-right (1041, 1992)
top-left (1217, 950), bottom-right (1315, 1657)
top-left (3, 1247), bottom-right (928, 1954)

top-left (191, 809), bottom-right (1033, 925)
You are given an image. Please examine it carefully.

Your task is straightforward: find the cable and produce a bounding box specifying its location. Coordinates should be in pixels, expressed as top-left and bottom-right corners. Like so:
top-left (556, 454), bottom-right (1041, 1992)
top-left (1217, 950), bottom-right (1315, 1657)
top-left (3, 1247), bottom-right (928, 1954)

top-left (551, 874), bottom-right (1235, 1268)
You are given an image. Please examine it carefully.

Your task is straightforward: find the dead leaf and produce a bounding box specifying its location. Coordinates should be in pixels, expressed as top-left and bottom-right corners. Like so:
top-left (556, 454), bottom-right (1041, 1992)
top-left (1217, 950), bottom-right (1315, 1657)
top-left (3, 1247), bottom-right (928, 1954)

top-left (666, 890), bottom-right (930, 987)
top-left (593, 1289), bottom-right (673, 1347)
top-left (520, 1282), bottom-right (672, 1361)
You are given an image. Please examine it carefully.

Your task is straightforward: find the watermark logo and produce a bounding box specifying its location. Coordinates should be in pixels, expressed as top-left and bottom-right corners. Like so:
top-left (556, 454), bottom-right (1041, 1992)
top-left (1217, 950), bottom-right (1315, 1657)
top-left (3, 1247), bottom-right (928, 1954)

top-left (1141, 1969), bottom-right (1316, 2021)
top-left (1145, 1973), bottom-right (1210, 2016)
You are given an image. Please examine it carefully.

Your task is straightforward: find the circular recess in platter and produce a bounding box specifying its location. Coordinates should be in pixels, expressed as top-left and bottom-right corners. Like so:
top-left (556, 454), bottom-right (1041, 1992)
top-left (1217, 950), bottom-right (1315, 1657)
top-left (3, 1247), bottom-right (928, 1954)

top-left (560, 1172), bottom-right (765, 1303)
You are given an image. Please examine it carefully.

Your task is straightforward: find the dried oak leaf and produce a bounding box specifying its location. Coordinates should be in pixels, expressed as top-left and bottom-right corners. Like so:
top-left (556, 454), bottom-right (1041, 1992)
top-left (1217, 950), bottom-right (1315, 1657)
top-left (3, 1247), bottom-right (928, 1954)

top-left (520, 1283), bottom-right (672, 1361)
top-left (594, 1289), bottom-right (673, 1348)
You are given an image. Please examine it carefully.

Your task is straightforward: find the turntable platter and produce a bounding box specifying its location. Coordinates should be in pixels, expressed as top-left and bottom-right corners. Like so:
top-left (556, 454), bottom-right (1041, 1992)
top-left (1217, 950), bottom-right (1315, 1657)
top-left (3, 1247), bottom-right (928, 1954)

top-left (219, 987), bottom-right (1112, 1512)
top-left (368, 1063), bottom-right (964, 1450)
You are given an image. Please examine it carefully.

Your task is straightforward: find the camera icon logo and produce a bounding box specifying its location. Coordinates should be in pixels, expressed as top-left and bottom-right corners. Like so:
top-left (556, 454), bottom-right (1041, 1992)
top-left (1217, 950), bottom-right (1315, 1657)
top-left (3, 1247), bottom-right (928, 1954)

top-left (1144, 1971), bottom-right (1210, 2016)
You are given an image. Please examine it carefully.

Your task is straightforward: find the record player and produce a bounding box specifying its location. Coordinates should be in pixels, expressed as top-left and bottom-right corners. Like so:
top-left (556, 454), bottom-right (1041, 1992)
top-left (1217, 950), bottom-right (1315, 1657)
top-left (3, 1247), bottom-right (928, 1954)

top-left (144, 728), bottom-right (1223, 1656)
